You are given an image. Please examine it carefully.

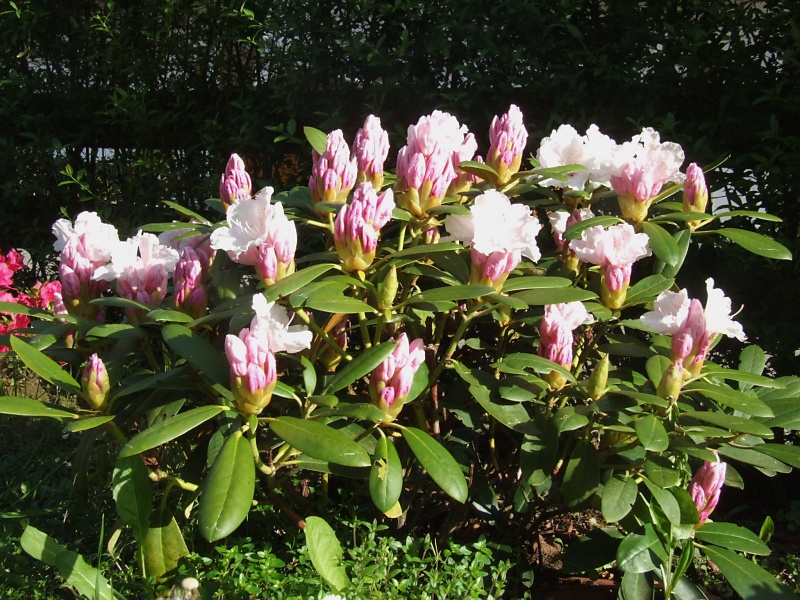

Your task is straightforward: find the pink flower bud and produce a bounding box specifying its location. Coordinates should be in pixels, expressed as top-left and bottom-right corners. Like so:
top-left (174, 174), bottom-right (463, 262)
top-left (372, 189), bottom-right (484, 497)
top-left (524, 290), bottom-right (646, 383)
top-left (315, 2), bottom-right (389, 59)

top-left (334, 183), bottom-right (393, 273)
top-left (225, 324), bottom-right (278, 416)
top-left (470, 248), bottom-right (520, 292)
top-left (688, 451), bottom-right (727, 526)
top-left (309, 130), bottom-right (358, 204)
top-left (354, 115), bottom-right (389, 189)
top-left (683, 163), bottom-right (708, 229)
top-left (219, 153), bottom-right (252, 211)
top-left (369, 333), bottom-right (426, 421)
top-left (174, 247), bottom-right (207, 319)
top-left (487, 105), bottom-right (528, 184)
top-left (82, 353), bottom-right (111, 411)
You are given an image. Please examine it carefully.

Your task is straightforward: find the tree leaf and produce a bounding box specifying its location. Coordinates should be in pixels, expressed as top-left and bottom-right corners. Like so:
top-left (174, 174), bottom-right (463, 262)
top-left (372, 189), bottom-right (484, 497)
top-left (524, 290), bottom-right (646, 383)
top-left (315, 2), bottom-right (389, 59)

top-left (660, 228), bottom-right (692, 279)
top-left (401, 426), bottom-right (468, 503)
top-left (700, 545), bottom-right (795, 599)
top-left (304, 126), bottom-right (329, 155)
top-left (304, 292), bottom-right (375, 314)
top-left (642, 221), bottom-right (680, 266)
top-left (161, 323), bottom-right (229, 386)
top-left (680, 411), bottom-right (774, 438)
top-left (561, 439), bottom-right (600, 507)
top-left (737, 346), bottom-right (767, 392)
top-left (617, 525), bottom-right (659, 573)
top-left (501, 276), bottom-right (573, 293)
top-left (643, 478), bottom-right (681, 525)
top-left (753, 444), bottom-right (800, 469)
top-left (601, 475), bottom-right (638, 523)
top-left (143, 510), bottom-right (189, 580)
top-left (563, 216), bottom-right (624, 240)
top-left (9, 336), bottom-right (82, 397)
top-left (369, 436), bottom-right (403, 513)
top-left (406, 284), bottom-right (495, 304)
top-left (685, 380), bottom-right (773, 417)
top-left (695, 522), bottom-right (771, 555)
top-left (263, 263), bottom-right (337, 302)
top-left (0, 395), bottom-right (78, 420)
top-left (511, 286), bottom-right (597, 305)
top-left (304, 516), bottom-right (350, 593)
top-left (112, 455), bottom-right (153, 546)
top-left (198, 430), bottom-right (255, 542)
top-left (119, 405), bottom-right (229, 457)
top-left (634, 414), bottom-right (670, 452)
top-left (64, 415), bottom-right (116, 432)
top-left (714, 228), bottom-right (792, 260)
top-left (325, 342), bottom-right (397, 393)
top-left (717, 445), bottom-right (791, 474)
top-left (270, 416), bottom-right (371, 468)
top-left (623, 275), bottom-right (675, 307)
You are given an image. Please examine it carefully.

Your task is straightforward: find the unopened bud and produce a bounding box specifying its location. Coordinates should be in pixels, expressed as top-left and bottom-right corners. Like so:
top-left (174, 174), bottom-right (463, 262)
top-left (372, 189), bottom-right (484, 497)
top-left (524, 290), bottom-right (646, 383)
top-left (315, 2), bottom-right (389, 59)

top-left (587, 354), bottom-right (610, 400)
top-left (81, 353), bottom-right (110, 411)
top-left (379, 266), bottom-right (398, 311)
top-left (656, 360), bottom-right (684, 403)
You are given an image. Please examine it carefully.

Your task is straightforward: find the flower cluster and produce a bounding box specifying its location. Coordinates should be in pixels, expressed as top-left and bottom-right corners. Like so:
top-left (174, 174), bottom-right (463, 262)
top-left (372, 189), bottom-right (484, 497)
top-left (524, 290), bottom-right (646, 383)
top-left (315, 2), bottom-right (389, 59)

top-left (688, 451), bottom-right (727, 526)
top-left (334, 183), bottom-right (394, 275)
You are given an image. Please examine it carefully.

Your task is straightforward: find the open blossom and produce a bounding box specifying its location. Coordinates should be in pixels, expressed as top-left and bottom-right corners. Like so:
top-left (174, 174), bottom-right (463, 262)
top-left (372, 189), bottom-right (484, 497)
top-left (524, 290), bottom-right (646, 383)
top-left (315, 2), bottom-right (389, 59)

top-left (369, 332), bottom-right (426, 421)
top-left (487, 104), bottom-right (528, 185)
top-left (0, 249), bottom-right (25, 288)
top-left (219, 153), bottom-right (252, 211)
top-left (94, 232), bottom-right (179, 320)
top-left (536, 124), bottom-right (617, 190)
top-left (445, 190), bottom-right (541, 291)
top-left (225, 294), bottom-right (311, 415)
top-left (52, 212), bottom-right (120, 318)
top-left (210, 186), bottom-right (297, 286)
top-left (570, 223), bottom-right (651, 309)
top-left (354, 115), bottom-right (390, 189)
top-left (395, 110), bottom-right (471, 217)
top-left (334, 183), bottom-right (394, 274)
top-left (641, 278), bottom-right (745, 375)
top-left (309, 130), bottom-right (358, 205)
top-left (610, 127), bottom-right (685, 222)
top-left (549, 207), bottom-right (595, 253)
top-left (688, 451), bottom-right (727, 526)
top-left (539, 302), bottom-right (591, 369)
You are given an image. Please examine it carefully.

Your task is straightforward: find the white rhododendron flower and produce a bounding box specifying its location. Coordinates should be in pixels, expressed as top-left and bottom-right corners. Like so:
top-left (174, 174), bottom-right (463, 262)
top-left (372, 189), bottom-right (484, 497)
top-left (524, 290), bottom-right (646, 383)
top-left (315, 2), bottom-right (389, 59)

top-left (252, 293), bottom-right (313, 354)
top-left (93, 231), bottom-right (179, 283)
top-left (52, 211), bottom-right (120, 263)
top-left (640, 289), bottom-right (691, 334)
top-left (703, 278), bottom-right (746, 341)
top-left (536, 124), bottom-right (617, 189)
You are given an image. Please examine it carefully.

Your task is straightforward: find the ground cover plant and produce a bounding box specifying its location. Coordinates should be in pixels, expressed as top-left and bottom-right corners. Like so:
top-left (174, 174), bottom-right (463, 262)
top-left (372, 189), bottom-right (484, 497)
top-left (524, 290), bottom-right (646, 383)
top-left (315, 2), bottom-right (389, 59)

top-left (1, 105), bottom-right (799, 599)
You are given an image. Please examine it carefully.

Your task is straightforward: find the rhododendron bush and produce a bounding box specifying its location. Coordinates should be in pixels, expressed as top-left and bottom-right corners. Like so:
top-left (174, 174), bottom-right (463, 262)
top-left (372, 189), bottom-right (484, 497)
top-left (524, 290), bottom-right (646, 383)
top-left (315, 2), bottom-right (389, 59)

top-left (1, 106), bottom-right (798, 599)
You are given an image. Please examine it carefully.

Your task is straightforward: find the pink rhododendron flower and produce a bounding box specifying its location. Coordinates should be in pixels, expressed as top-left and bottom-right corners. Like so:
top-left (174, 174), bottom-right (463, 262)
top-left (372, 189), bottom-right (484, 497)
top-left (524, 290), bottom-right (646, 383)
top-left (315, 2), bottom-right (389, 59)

top-left (369, 332), bottom-right (426, 421)
top-left (445, 190), bottom-right (541, 291)
top-left (487, 104), bottom-right (528, 184)
top-left (174, 247), bottom-right (207, 319)
top-left (354, 115), bottom-right (390, 189)
top-left (309, 130), bottom-right (358, 204)
top-left (688, 451), bottom-right (727, 526)
top-left (334, 183), bottom-right (394, 274)
top-left (210, 186), bottom-right (297, 286)
top-left (219, 153), bottom-right (252, 211)
top-left (538, 302), bottom-right (592, 389)
top-left (549, 208), bottom-right (595, 252)
top-left (536, 124), bottom-right (617, 190)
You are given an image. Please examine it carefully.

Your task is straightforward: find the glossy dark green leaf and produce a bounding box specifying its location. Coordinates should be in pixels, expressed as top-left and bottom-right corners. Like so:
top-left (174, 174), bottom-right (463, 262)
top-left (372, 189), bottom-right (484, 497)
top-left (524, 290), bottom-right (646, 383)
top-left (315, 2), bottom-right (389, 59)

top-left (501, 353), bottom-right (577, 384)
top-left (563, 215), bottom-right (624, 240)
top-left (64, 415), bottom-right (116, 432)
top-left (119, 405), bottom-right (229, 457)
top-left (263, 263), bottom-right (337, 302)
top-left (701, 366), bottom-right (782, 389)
top-left (685, 381), bottom-right (773, 417)
top-left (641, 222), bottom-right (679, 266)
top-left (369, 436), bottom-right (403, 513)
top-left (616, 525), bottom-right (659, 573)
top-left (198, 430), bottom-right (255, 542)
top-left (700, 545), bottom-right (795, 599)
top-left (511, 286), bottom-right (597, 305)
top-left (146, 309), bottom-right (194, 323)
top-left (501, 276), bottom-right (573, 293)
top-left (680, 411), bottom-right (773, 438)
top-left (643, 478), bottom-right (681, 525)
top-left (695, 522), bottom-right (770, 555)
top-left (406, 284), bottom-right (494, 304)
top-left (325, 342), bottom-right (396, 393)
top-left (714, 228), bottom-right (792, 260)
top-left (385, 241), bottom-right (463, 261)
top-left (634, 414), bottom-right (669, 452)
top-left (401, 426), bottom-right (468, 503)
top-left (623, 274), bottom-right (675, 307)
top-left (10, 336), bottom-right (82, 397)
top-left (0, 395), bottom-right (78, 420)
top-left (753, 444), bottom-right (800, 469)
top-left (660, 228), bottom-right (692, 279)
top-left (717, 445), bottom-right (791, 474)
top-left (304, 293), bottom-right (375, 314)
top-left (457, 160), bottom-right (499, 184)
top-left (162, 324), bottom-right (229, 386)
top-left (270, 416), bottom-right (371, 468)
top-left (561, 439), bottom-right (599, 507)
top-left (304, 516), bottom-right (350, 593)
top-left (601, 475), bottom-right (638, 522)
top-left (643, 456), bottom-right (682, 489)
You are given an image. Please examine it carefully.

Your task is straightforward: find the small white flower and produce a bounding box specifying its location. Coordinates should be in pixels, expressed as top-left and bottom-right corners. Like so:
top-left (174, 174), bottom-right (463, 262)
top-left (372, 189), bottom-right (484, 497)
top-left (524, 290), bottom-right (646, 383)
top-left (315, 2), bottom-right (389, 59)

top-left (251, 293), bottom-right (312, 354)
top-left (52, 211), bottom-right (120, 263)
top-left (445, 190), bottom-right (541, 262)
top-left (704, 278), bottom-right (746, 341)
top-left (92, 231), bottom-right (179, 282)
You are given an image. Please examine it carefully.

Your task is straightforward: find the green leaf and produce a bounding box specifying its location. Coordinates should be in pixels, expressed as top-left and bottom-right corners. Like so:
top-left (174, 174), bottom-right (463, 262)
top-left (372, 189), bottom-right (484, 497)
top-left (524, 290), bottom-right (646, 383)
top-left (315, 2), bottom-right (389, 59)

top-left (385, 241), bottom-right (463, 261)
top-left (644, 478), bottom-right (681, 525)
top-left (263, 264), bottom-right (337, 302)
top-left (304, 516), bottom-right (350, 593)
top-left (20, 526), bottom-right (114, 600)
top-left (9, 336), bottom-right (82, 397)
top-left (669, 542), bottom-right (696, 598)
top-left (713, 209), bottom-right (782, 223)
top-left (685, 381), bottom-right (773, 417)
top-left (623, 275), bottom-right (675, 307)
top-left (112, 455), bottom-right (153, 546)
top-left (0, 396), bottom-right (78, 420)
top-left (369, 436), bottom-right (403, 513)
top-left (162, 324), bottom-right (229, 386)
top-left (270, 416), bottom-right (371, 468)
top-left (406, 284), bottom-right (494, 304)
top-left (119, 405), bottom-right (229, 457)
top-left (617, 525), bottom-right (659, 573)
top-left (146, 309), bottom-right (194, 323)
top-left (618, 571), bottom-right (654, 600)
top-left (401, 426), bottom-right (468, 503)
top-left (162, 200), bottom-right (209, 222)
top-left (453, 362), bottom-right (533, 432)
top-left (511, 286), bottom-right (597, 305)
top-left (501, 276), bottom-right (573, 293)
top-left (700, 545), bottom-right (795, 599)
top-left (695, 522), bottom-right (771, 555)
top-left (198, 430), bottom-right (255, 542)
top-left (641, 222), bottom-right (680, 266)
top-left (680, 411), bottom-right (774, 438)
top-left (304, 293), bottom-right (375, 313)
top-left (561, 439), bottom-right (600, 507)
top-left (563, 215), bottom-right (624, 240)
top-left (90, 296), bottom-right (153, 311)
top-left (714, 228), bottom-right (792, 261)
top-left (701, 366), bottom-right (782, 389)
top-left (717, 445), bottom-right (791, 474)
top-left (738, 345), bottom-right (767, 392)
top-left (457, 160), bottom-right (499, 184)
top-left (501, 353), bottom-right (577, 384)
top-left (112, 366), bottom-right (192, 400)
top-left (634, 414), bottom-right (669, 452)
top-left (753, 444), bottom-right (800, 469)
top-left (64, 415), bottom-right (116, 432)
top-left (304, 126), bottom-right (329, 155)
top-left (325, 342), bottom-right (397, 394)
top-left (601, 475), bottom-right (638, 523)
top-left (143, 510), bottom-right (189, 580)
top-left (660, 228), bottom-right (692, 279)
top-left (644, 456), bottom-right (682, 488)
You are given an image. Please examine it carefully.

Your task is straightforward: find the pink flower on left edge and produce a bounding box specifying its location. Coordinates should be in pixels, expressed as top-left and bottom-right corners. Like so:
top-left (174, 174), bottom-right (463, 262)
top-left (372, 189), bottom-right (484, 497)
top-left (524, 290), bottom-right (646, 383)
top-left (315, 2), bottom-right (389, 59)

top-left (369, 332), bottom-right (426, 421)
top-left (688, 451), bottom-right (727, 526)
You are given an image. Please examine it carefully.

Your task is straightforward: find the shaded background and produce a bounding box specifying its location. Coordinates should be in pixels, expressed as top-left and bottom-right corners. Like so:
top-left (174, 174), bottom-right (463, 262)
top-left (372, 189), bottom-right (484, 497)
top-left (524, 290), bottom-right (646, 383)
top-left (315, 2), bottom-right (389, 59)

top-left (1, 0), bottom-right (798, 373)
